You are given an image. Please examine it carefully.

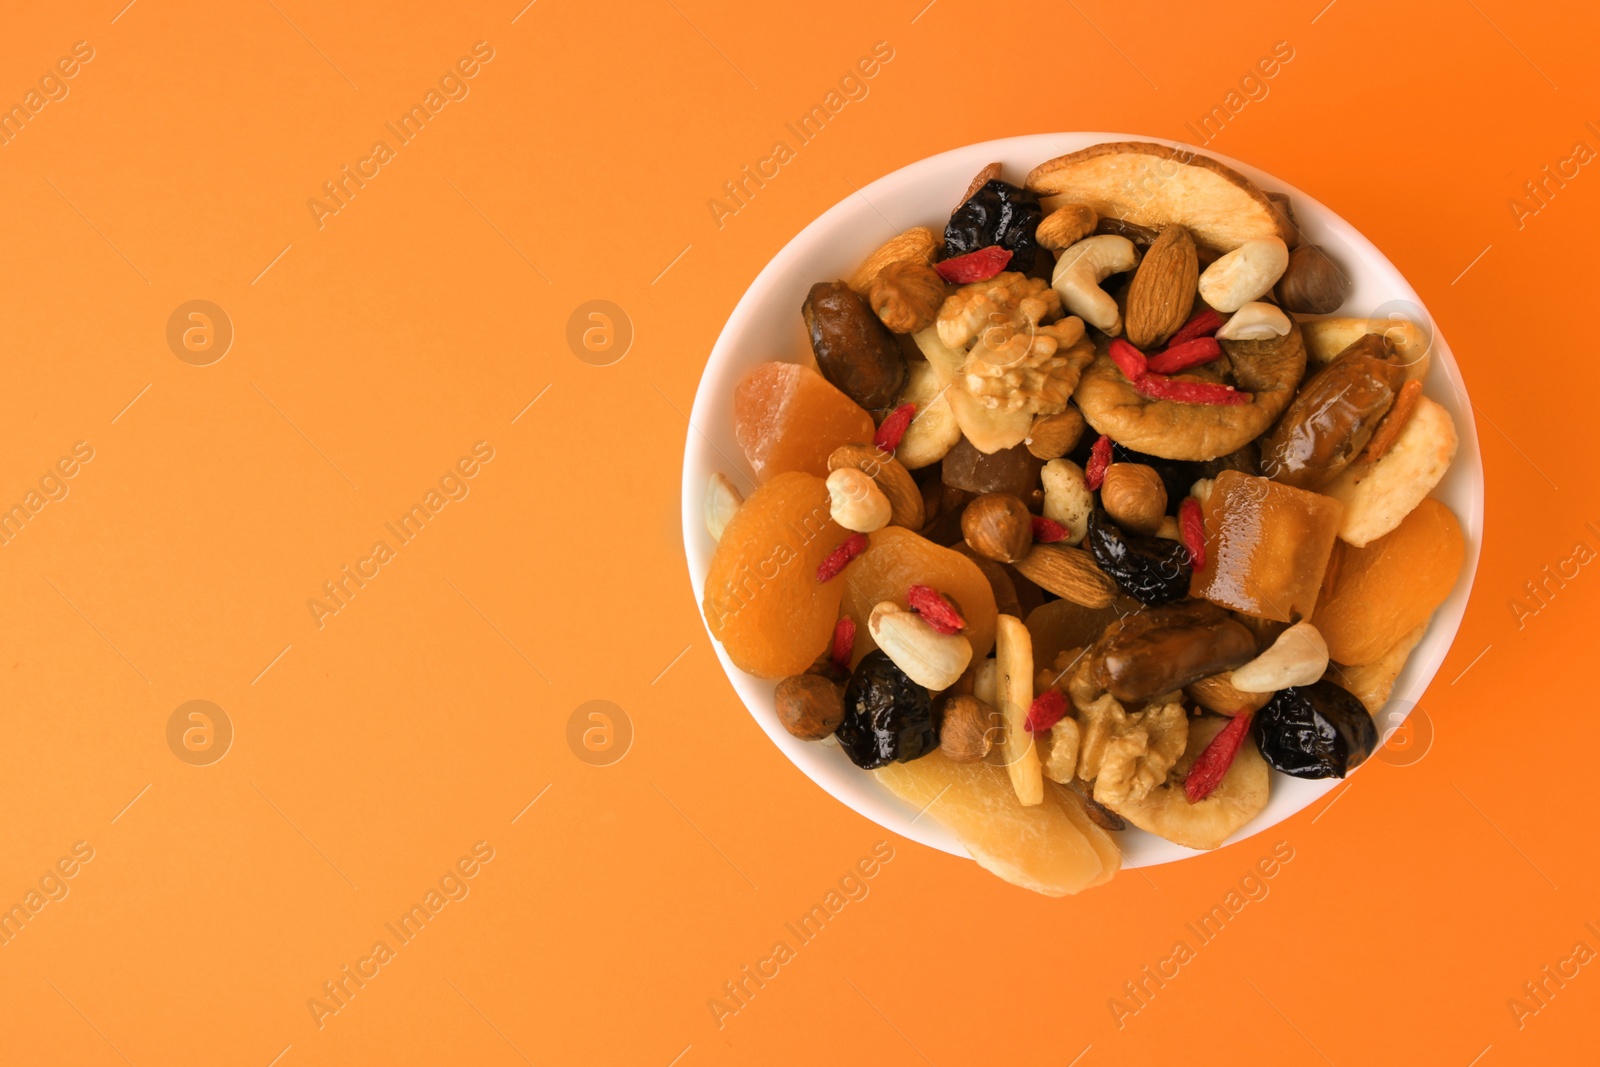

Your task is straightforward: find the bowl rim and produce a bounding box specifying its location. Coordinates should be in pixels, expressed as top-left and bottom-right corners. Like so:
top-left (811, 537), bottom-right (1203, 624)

top-left (680, 132), bottom-right (1484, 870)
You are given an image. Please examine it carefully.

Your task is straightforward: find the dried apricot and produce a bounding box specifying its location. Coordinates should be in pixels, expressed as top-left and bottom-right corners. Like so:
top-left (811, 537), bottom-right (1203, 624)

top-left (839, 526), bottom-right (999, 668)
top-left (1312, 497), bottom-right (1464, 665)
top-left (734, 362), bottom-right (875, 481)
top-left (1024, 598), bottom-right (1126, 674)
top-left (703, 472), bottom-right (849, 679)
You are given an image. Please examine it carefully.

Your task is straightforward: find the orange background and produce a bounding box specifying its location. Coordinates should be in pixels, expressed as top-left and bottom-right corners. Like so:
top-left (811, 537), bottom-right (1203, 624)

top-left (0, 0), bottom-right (1594, 1063)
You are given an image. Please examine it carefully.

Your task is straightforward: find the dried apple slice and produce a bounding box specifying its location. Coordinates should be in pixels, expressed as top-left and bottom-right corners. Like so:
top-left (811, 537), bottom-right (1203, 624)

top-left (911, 326), bottom-right (966, 385)
top-left (1300, 317), bottom-right (1431, 383)
top-left (1320, 396), bottom-right (1457, 547)
top-left (946, 388), bottom-right (1033, 454)
top-left (1026, 142), bottom-right (1293, 253)
top-left (875, 752), bottom-right (1108, 896)
top-left (995, 614), bottom-right (1043, 806)
top-left (893, 359), bottom-right (961, 470)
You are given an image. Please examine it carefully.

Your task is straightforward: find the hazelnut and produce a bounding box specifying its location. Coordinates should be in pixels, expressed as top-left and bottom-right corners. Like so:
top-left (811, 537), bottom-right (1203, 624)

top-left (1100, 463), bottom-right (1167, 535)
top-left (1036, 204), bottom-right (1098, 251)
top-left (1025, 409), bottom-right (1085, 460)
top-left (1274, 243), bottom-right (1350, 314)
top-left (960, 493), bottom-right (1033, 563)
top-left (869, 260), bottom-right (945, 334)
top-left (938, 694), bottom-right (1001, 762)
top-left (775, 674), bottom-right (845, 741)
top-left (1185, 671), bottom-right (1272, 715)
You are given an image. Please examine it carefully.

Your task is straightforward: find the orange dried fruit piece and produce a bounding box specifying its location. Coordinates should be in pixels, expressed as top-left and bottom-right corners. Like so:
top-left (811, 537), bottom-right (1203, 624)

top-left (1025, 598), bottom-right (1128, 675)
top-left (1313, 497), bottom-right (1464, 665)
top-left (839, 526), bottom-right (999, 669)
top-left (1189, 469), bottom-right (1343, 622)
top-left (734, 361), bottom-right (875, 482)
top-left (702, 471), bottom-right (848, 679)
top-left (875, 750), bottom-right (1117, 896)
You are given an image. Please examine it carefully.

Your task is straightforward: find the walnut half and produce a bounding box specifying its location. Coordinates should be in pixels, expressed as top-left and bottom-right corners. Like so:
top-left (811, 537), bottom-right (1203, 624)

top-left (1071, 656), bottom-right (1189, 807)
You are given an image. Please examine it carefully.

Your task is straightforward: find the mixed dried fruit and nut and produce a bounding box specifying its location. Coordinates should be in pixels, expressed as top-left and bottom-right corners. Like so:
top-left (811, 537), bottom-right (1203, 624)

top-left (701, 141), bottom-right (1466, 896)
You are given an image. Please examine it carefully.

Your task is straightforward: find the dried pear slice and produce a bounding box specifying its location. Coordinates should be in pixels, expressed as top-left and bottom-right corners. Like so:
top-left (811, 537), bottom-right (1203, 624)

top-left (1300, 317), bottom-right (1431, 383)
top-left (1048, 781), bottom-right (1122, 888)
top-left (875, 752), bottom-right (1107, 896)
top-left (1026, 143), bottom-right (1294, 253)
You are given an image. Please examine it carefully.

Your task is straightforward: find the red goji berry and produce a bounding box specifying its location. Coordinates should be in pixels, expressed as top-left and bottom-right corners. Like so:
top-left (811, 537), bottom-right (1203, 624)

top-left (1167, 307), bottom-right (1224, 347)
top-left (873, 402), bottom-right (917, 453)
top-left (1031, 516), bottom-right (1070, 543)
top-left (816, 532), bottom-right (868, 583)
top-left (1179, 495), bottom-right (1206, 570)
top-left (1086, 434), bottom-right (1113, 490)
top-left (1146, 337), bottom-right (1223, 375)
top-left (830, 616), bottom-right (856, 672)
top-left (1025, 688), bottom-right (1067, 733)
top-left (906, 584), bottom-right (965, 634)
top-left (1132, 372), bottom-right (1251, 406)
top-left (1185, 710), bottom-right (1254, 802)
top-left (1108, 338), bottom-right (1148, 381)
top-left (934, 245), bottom-right (1013, 283)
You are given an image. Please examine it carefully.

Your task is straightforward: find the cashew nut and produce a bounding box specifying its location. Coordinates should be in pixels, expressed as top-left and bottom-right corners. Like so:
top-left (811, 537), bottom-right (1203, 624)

top-left (1040, 459), bottom-right (1093, 545)
top-left (703, 472), bottom-right (743, 542)
top-left (1197, 237), bottom-right (1289, 313)
top-left (826, 467), bottom-right (891, 533)
top-left (1230, 621), bottom-right (1329, 693)
top-left (868, 601), bottom-right (973, 691)
top-left (1216, 301), bottom-right (1291, 341)
top-left (1051, 235), bottom-right (1137, 336)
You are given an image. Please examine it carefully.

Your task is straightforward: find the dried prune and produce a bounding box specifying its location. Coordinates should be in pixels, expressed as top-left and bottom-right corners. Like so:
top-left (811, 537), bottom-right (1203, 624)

top-left (946, 180), bottom-right (1042, 268)
top-left (838, 651), bottom-right (937, 769)
top-left (1086, 510), bottom-right (1191, 605)
top-left (1252, 680), bottom-right (1377, 779)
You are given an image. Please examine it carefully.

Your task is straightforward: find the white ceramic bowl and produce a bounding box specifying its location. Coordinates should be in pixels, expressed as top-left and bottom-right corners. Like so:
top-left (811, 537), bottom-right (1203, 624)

top-left (682, 133), bottom-right (1483, 870)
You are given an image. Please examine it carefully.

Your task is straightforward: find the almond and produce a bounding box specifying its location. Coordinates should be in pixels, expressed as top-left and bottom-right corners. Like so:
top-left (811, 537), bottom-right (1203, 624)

top-left (1012, 544), bottom-right (1118, 608)
top-left (827, 443), bottom-right (925, 529)
top-left (1025, 409), bottom-right (1085, 460)
top-left (957, 161), bottom-right (1003, 209)
top-left (846, 227), bottom-right (941, 295)
top-left (1185, 672), bottom-right (1272, 715)
top-left (1124, 224), bottom-right (1198, 349)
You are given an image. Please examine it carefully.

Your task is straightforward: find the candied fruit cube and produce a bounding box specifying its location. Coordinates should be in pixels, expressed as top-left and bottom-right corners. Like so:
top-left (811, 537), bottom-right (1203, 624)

top-left (734, 361), bottom-right (875, 482)
top-left (1189, 470), bottom-right (1343, 623)
top-left (702, 472), bottom-right (848, 679)
top-left (1313, 497), bottom-right (1464, 665)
